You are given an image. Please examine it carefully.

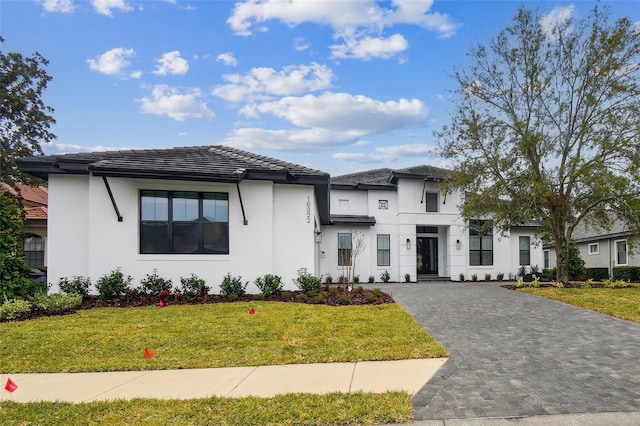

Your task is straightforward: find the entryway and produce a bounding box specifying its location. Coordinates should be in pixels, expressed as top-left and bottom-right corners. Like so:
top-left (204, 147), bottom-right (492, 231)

top-left (416, 237), bottom-right (438, 275)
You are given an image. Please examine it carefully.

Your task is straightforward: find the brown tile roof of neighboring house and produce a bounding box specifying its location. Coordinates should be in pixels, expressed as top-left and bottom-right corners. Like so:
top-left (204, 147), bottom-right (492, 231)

top-left (0, 183), bottom-right (48, 206)
top-left (25, 206), bottom-right (48, 220)
top-left (330, 165), bottom-right (449, 190)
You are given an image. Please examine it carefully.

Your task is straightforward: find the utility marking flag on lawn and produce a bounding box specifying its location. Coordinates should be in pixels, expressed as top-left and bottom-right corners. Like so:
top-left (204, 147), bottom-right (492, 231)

top-left (4, 378), bottom-right (18, 393)
top-left (249, 308), bottom-right (256, 315)
top-left (143, 347), bottom-right (156, 360)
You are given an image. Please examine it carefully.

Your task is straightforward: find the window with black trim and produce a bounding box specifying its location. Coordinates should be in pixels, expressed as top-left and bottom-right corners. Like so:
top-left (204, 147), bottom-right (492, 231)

top-left (425, 192), bottom-right (438, 212)
top-left (377, 234), bottom-right (390, 266)
top-left (23, 234), bottom-right (44, 267)
top-left (616, 240), bottom-right (627, 265)
top-left (140, 190), bottom-right (229, 254)
top-left (519, 236), bottom-right (530, 265)
top-left (338, 233), bottom-right (352, 266)
top-left (469, 220), bottom-right (493, 266)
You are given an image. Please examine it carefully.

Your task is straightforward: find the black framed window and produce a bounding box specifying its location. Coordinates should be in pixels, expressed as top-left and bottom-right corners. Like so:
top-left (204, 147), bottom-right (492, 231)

top-left (140, 190), bottom-right (229, 254)
top-left (377, 234), bottom-right (390, 266)
top-left (338, 233), bottom-right (352, 266)
top-left (23, 234), bottom-right (44, 267)
top-left (425, 192), bottom-right (438, 212)
top-left (469, 220), bottom-right (493, 266)
top-left (519, 236), bottom-right (530, 265)
top-left (616, 240), bottom-right (627, 265)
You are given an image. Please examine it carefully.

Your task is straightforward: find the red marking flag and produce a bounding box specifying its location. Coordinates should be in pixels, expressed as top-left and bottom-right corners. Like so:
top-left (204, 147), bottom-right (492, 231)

top-left (143, 347), bottom-right (156, 360)
top-left (158, 300), bottom-right (165, 307)
top-left (4, 378), bottom-right (18, 393)
top-left (249, 308), bottom-right (256, 315)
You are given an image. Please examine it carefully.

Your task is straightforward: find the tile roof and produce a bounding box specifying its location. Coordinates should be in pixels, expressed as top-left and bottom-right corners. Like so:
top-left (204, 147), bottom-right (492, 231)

top-left (25, 206), bottom-right (48, 220)
top-left (330, 165), bottom-right (449, 189)
top-left (0, 183), bottom-right (48, 206)
top-left (17, 145), bottom-right (328, 182)
top-left (572, 217), bottom-right (632, 242)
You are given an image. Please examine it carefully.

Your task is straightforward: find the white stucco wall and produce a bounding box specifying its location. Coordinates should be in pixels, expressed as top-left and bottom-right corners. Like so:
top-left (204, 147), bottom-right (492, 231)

top-left (46, 174), bottom-right (318, 294)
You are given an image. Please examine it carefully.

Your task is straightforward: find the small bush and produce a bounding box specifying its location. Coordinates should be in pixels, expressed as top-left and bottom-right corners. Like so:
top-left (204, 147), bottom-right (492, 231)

top-left (219, 273), bottom-right (247, 297)
top-left (253, 293), bottom-right (265, 301)
top-left (484, 273), bottom-right (491, 281)
top-left (471, 274), bottom-right (478, 282)
top-left (324, 274), bottom-right (333, 284)
top-left (353, 275), bottom-right (360, 284)
top-left (295, 293), bottom-right (308, 303)
top-left (496, 272), bottom-right (504, 281)
top-left (580, 279), bottom-right (593, 289)
top-left (337, 295), bottom-right (350, 305)
top-left (32, 293), bottom-right (82, 313)
top-left (372, 288), bottom-right (383, 297)
top-left (139, 269), bottom-right (173, 296)
top-left (404, 273), bottom-right (411, 283)
top-left (281, 290), bottom-right (292, 300)
top-left (553, 281), bottom-right (564, 288)
top-left (58, 276), bottom-right (91, 298)
top-left (515, 280), bottom-right (523, 288)
top-left (314, 292), bottom-right (327, 304)
top-left (530, 276), bottom-right (541, 288)
top-left (613, 266), bottom-right (640, 283)
top-left (338, 275), bottom-right (348, 284)
top-left (542, 268), bottom-right (556, 280)
top-left (459, 273), bottom-right (465, 281)
top-left (368, 275), bottom-right (375, 283)
top-left (179, 274), bottom-right (206, 297)
top-left (585, 268), bottom-right (609, 281)
top-left (295, 272), bottom-right (322, 292)
top-left (328, 287), bottom-right (338, 296)
top-left (365, 293), bottom-right (376, 303)
top-left (95, 268), bottom-right (132, 300)
top-left (0, 298), bottom-right (32, 321)
top-left (254, 274), bottom-right (283, 297)
top-left (380, 271), bottom-right (390, 283)
top-left (603, 279), bottom-right (628, 288)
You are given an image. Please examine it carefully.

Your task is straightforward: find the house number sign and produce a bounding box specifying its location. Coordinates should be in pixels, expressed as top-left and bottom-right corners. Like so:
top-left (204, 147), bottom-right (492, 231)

top-left (306, 196), bottom-right (311, 223)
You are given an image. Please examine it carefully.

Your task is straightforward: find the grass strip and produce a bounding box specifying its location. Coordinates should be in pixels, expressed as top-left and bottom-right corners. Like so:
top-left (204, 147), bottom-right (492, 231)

top-left (0, 391), bottom-right (413, 426)
top-left (0, 302), bottom-right (447, 373)
top-left (521, 285), bottom-right (640, 323)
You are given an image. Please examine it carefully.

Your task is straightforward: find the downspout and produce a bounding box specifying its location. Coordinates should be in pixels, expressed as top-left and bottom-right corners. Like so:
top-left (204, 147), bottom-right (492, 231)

top-left (102, 177), bottom-right (123, 222)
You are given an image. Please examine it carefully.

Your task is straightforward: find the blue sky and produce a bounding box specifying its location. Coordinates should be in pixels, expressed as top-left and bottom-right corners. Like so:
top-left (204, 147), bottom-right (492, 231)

top-left (2, 0), bottom-right (638, 176)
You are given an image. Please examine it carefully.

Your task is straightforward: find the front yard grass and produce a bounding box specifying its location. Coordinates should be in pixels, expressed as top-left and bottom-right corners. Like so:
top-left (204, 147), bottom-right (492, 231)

top-left (0, 391), bottom-right (413, 425)
top-left (0, 301), bottom-right (447, 373)
top-left (520, 285), bottom-right (640, 323)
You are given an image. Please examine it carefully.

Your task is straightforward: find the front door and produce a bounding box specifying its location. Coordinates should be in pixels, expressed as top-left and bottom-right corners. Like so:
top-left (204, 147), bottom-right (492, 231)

top-left (417, 237), bottom-right (438, 275)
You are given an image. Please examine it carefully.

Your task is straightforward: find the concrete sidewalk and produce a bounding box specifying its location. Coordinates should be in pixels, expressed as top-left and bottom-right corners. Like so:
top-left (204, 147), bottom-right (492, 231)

top-left (1, 358), bottom-right (447, 403)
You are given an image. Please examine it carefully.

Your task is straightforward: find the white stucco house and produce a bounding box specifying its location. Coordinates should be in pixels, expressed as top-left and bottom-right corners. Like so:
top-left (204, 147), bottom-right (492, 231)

top-left (18, 145), bottom-right (542, 292)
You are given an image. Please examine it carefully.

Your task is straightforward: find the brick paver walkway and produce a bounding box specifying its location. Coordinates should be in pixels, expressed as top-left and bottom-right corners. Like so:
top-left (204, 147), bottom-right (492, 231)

top-left (377, 282), bottom-right (640, 421)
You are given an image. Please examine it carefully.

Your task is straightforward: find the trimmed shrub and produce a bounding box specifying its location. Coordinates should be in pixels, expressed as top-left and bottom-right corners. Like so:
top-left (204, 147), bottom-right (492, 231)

top-left (58, 276), bottom-right (91, 298)
top-left (484, 273), bottom-right (492, 281)
top-left (404, 273), bottom-right (411, 283)
top-left (604, 278), bottom-right (629, 288)
top-left (542, 268), bottom-right (556, 280)
top-left (139, 269), bottom-right (173, 296)
top-left (33, 293), bottom-right (82, 313)
top-left (471, 274), bottom-right (478, 282)
top-left (219, 273), bottom-right (247, 297)
top-left (0, 298), bottom-right (32, 321)
top-left (353, 275), bottom-right (360, 284)
top-left (585, 267), bottom-right (609, 281)
top-left (496, 272), bottom-right (504, 281)
top-left (179, 274), bottom-right (206, 297)
top-left (95, 269), bottom-right (132, 300)
top-left (368, 275), bottom-right (375, 283)
top-left (380, 271), bottom-right (390, 283)
top-left (459, 273), bottom-right (465, 281)
top-left (613, 266), bottom-right (640, 283)
top-left (254, 274), bottom-right (283, 297)
top-left (324, 274), bottom-right (333, 284)
top-left (295, 272), bottom-right (322, 292)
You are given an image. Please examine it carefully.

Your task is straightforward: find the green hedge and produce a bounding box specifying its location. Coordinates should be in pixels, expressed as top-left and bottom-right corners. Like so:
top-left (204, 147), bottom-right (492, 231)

top-left (585, 268), bottom-right (609, 281)
top-left (613, 266), bottom-right (640, 283)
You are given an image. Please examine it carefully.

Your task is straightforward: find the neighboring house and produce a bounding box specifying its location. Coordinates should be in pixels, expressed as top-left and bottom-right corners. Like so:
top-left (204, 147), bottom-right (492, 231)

top-left (544, 218), bottom-right (639, 277)
top-left (320, 166), bottom-right (543, 282)
top-left (17, 146), bottom-right (542, 292)
top-left (0, 182), bottom-right (48, 268)
top-left (17, 146), bottom-right (329, 293)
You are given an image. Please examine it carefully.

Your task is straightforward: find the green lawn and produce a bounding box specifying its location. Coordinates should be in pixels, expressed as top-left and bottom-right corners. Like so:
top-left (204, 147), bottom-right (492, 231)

top-left (0, 301), bottom-right (447, 373)
top-left (520, 285), bottom-right (640, 323)
top-left (0, 391), bottom-right (413, 425)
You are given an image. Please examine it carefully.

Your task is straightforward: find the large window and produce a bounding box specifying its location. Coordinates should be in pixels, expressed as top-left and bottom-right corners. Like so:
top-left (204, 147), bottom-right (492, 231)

top-left (377, 234), bottom-right (390, 266)
top-left (616, 240), bottom-right (628, 265)
top-left (140, 190), bottom-right (229, 254)
top-left (338, 233), bottom-right (352, 266)
top-left (519, 236), bottom-right (530, 266)
top-left (469, 220), bottom-right (493, 266)
top-left (543, 249), bottom-right (550, 269)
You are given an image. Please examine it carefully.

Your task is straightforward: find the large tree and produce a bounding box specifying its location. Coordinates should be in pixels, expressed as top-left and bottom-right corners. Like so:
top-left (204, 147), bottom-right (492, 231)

top-left (0, 36), bottom-right (56, 186)
top-left (437, 6), bottom-right (640, 283)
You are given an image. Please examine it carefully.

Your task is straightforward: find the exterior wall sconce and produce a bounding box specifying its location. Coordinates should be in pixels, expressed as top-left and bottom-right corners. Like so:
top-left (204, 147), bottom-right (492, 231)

top-left (456, 239), bottom-right (461, 250)
top-left (406, 238), bottom-right (411, 250)
top-left (314, 230), bottom-right (322, 243)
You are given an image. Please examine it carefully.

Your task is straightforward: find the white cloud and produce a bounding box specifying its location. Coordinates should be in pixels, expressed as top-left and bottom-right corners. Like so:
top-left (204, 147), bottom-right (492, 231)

top-left (331, 34), bottom-right (408, 60)
top-left (153, 51), bottom-right (189, 76)
top-left (540, 5), bottom-right (574, 40)
top-left (87, 48), bottom-right (135, 76)
top-left (216, 52), bottom-right (238, 67)
top-left (294, 37), bottom-right (310, 51)
top-left (225, 92), bottom-right (428, 151)
top-left (130, 70), bottom-right (143, 79)
top-left (92, 0), bottom-right (132, 16)
top-left (227, 0), bottom-right (458, 60)
top-left (44, 143), bottom-right (133, 154)
top-left (213, 63), bottom-right (334, 103)
top-left (332, 144), bottom-right (438, 164)
top-left (137, 85), bottom-right (215, 121)
top-left (246, 92), bottom-right (428, 134)
top-left (42, 0), bottom-right (75, 13)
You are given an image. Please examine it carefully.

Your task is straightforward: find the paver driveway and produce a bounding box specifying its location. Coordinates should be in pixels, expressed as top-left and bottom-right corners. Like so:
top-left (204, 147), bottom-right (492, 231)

top-left (378, 282), bottom-right (640, 421)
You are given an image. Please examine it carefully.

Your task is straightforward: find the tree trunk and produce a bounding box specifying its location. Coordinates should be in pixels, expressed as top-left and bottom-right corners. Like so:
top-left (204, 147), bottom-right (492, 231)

top-left (555, 236), bottom-right (569, 284)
